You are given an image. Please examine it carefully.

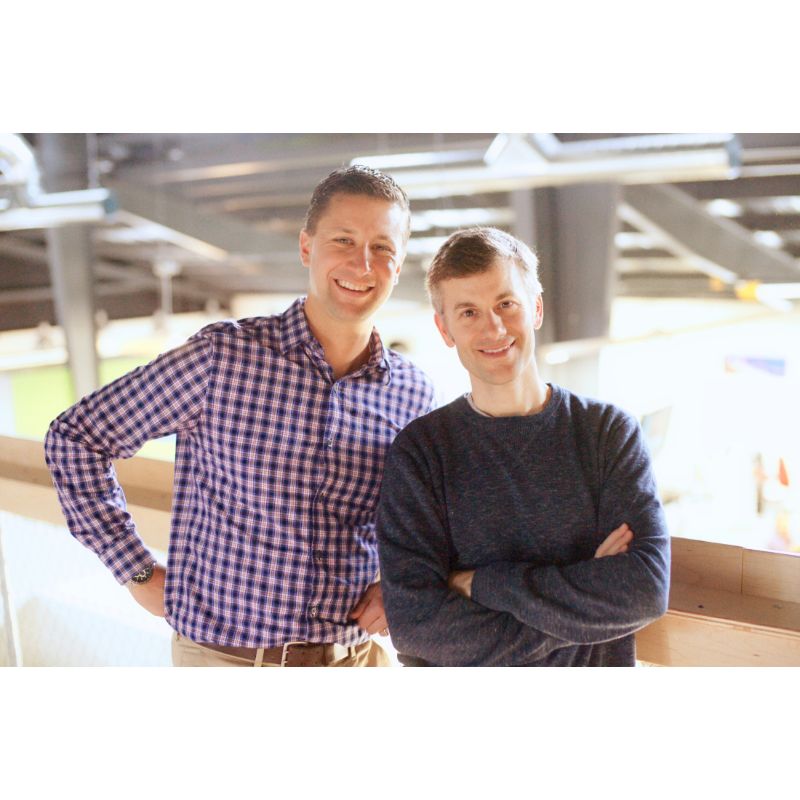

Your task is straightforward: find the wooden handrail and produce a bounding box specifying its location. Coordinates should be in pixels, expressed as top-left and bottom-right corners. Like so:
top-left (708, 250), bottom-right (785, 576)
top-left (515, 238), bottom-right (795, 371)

top-left (0, 433), bottom-right (173, 551)
top-left (1, 433), bottom-right (799, 665)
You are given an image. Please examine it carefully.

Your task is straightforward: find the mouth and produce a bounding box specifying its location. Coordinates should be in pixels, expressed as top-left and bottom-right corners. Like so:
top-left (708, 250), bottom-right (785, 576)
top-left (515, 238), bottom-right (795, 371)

top-left (478, 340), bottom-right (515, 357)
top-left (335, 278), bottom-right (375, 294)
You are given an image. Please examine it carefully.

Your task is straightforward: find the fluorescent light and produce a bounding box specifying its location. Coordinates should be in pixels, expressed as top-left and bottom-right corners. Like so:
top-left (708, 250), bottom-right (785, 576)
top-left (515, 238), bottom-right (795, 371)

top-left (412, 207), bottom-right (515, 231)
top-left (407, 236), bottom-right (450, 257)
top-left (753, 230), bottom-right (784, 249)
top-left (755, 282), bottom-right (800, 300)
top-left (705, 199), bottom-right (743, 218)
top-left (615, 232), bottom-right (657, 250)
top-left (351, 149), bottom-right (485, 171)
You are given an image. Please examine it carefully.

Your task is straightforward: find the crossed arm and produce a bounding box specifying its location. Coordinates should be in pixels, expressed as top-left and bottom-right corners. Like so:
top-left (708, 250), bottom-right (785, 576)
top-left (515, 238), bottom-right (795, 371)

top-left (376, 417), bottom-right (670, 666)
top-left (447, 522), bottom-right (634, 597)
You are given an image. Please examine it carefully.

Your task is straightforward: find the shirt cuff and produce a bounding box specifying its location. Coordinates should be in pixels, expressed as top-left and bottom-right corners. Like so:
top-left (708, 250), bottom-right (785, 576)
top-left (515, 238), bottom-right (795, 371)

top-left (97, 538), bottom-right (156, 585)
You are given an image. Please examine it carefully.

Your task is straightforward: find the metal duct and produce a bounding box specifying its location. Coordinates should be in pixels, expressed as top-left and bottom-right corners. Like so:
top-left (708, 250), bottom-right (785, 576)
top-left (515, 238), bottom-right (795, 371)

top-left (0, 133), bottom-right (116, 230)
top-left (353, 133), bottom-right (741, 199)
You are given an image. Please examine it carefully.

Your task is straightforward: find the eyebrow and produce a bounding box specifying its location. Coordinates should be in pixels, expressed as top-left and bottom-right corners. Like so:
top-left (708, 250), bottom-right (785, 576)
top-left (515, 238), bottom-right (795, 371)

top-left (329, 225), bottom-right (395, 244)
top-left (452, 292), bottom-right (515, 311)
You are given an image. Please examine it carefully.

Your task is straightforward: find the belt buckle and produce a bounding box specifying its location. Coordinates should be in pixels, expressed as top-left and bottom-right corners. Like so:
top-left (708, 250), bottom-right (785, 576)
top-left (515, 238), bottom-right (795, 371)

top-left (280, 641), bottom-right (308, 667)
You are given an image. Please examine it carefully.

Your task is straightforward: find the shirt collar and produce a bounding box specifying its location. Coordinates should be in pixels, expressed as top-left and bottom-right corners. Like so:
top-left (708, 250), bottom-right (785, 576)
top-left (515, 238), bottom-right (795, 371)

top-left (277, 297), bottom-right (315, 355)
top-left (278, 297), bottom-right (393, 382)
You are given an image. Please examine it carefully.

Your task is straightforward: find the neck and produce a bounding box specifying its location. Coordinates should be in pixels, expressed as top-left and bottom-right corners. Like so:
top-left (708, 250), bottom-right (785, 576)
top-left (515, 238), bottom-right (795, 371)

top-left (470, 367), bottom-right (550, 417)
top-left (303, 297), bottom-right (374, 379)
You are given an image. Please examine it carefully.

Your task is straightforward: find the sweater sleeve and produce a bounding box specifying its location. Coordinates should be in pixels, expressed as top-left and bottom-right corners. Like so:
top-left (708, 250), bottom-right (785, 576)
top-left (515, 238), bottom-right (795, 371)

top-left (377, 431), bottom-right (570, 666)
top-left (43, 335), bottom-right (212, 584)
top-left (470, 412), bottom-right (671, 644)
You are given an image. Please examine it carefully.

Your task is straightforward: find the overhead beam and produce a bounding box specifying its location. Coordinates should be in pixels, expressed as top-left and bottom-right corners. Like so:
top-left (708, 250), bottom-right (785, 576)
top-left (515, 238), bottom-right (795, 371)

top-left (107, 135), bottom-right (492, 185)
top-left (735, 212), bottom-right (800, 231)
top-left (616, 274), bottom-right (737, 299)
top-left (0, 234), bottom-right (221, 305)
top-left (676, 174), bottom-right (800, 200)
top-left (107, 181), bottom-right (299, 266)
top-left (622, 184), bottom-right (800, 283)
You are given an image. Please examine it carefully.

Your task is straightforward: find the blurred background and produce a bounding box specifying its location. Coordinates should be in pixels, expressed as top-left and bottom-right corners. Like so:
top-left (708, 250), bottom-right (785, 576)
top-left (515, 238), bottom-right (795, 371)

top-left (2, 131), bottom-right (799, 665)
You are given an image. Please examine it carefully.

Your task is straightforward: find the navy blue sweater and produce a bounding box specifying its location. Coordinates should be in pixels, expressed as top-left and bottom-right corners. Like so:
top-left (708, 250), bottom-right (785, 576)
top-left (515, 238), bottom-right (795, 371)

top-left (376, 384), bottom-right (670, 666)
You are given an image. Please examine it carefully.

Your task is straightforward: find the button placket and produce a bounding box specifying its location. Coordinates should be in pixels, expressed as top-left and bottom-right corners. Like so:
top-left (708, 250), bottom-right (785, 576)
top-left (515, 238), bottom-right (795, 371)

top-left (325, 381), bottom-right (344, 450)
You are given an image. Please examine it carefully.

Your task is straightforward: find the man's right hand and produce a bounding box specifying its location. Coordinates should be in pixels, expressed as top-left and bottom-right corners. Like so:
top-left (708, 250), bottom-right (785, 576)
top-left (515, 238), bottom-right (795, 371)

top-left (127, 563), bottom-right (166, 617)
top-left (594, 523), bottom-right (633, 558)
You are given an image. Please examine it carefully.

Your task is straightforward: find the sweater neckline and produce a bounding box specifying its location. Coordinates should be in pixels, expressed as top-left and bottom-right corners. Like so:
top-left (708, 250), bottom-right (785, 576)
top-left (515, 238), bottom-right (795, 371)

top-left (457, 383), bottom-right (562, 424)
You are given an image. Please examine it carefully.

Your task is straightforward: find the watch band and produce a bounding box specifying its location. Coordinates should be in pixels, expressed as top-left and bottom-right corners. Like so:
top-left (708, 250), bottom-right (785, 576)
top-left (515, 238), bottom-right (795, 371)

top-left (130, 563), bottom-right (156, 585)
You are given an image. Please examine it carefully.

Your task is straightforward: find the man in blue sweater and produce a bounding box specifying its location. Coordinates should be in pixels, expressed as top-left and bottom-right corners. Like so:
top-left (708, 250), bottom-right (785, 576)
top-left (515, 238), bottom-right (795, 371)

top-left (376, 227), bottom-right (670, 666)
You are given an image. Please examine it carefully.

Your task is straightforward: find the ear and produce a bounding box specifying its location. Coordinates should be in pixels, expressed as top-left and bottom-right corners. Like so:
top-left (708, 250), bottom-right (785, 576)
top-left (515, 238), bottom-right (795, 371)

top-left (299, 229), bottom-right (312, 268)
top-left (533, 294), bottom-right (544, 330)
top-left (434, 312), bottom-right (455, 348)
top-left (392, 258), bottom-right (403, 286)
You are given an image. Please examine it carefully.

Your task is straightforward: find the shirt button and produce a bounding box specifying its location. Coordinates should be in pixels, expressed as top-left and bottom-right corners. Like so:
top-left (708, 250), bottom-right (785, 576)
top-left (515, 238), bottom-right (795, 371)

top-left (309, 605), bottom-right (319, 618)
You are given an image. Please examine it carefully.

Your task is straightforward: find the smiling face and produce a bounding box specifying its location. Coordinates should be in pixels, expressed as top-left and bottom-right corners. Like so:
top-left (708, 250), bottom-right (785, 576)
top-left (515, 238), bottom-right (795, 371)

top-left (433, 258), bottom-right (543, 393)
top-left (299, 193), bottom-right (407, 328)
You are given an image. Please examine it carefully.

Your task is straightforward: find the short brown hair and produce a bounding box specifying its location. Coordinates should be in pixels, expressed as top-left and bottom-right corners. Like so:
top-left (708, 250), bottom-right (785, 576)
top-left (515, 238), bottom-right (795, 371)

top-left (426, 227), bottom-right (543, 312)
top-left (303, 165), bottom-right (411, 238)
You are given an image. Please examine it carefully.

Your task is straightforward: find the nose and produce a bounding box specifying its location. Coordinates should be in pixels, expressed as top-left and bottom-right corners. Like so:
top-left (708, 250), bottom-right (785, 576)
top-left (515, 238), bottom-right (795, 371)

top-left (484, 310), bottom-right (506, 337)
top-left (350, 245), bottom-right (372, 273)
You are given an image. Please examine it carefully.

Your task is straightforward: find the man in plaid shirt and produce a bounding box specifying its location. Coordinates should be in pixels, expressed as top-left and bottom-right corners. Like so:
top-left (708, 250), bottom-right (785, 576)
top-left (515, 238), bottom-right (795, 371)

top-left (44, 166), bottom-right (435, 667)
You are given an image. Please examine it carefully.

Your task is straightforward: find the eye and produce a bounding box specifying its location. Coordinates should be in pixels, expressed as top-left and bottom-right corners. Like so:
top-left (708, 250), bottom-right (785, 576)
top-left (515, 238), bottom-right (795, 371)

top-left (499, 300), bottom-right (517, 310)
top-left (335, 237), bottom-right (353, 245)
top-left (460, 309), bottom-right (477, 319)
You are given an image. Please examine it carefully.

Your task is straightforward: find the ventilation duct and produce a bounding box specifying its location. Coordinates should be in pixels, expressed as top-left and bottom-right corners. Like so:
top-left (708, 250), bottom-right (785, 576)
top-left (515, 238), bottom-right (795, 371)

top-left (0, 134), bottom-right (116, 231)
top-left (352, 133), bottom-right (741, 199)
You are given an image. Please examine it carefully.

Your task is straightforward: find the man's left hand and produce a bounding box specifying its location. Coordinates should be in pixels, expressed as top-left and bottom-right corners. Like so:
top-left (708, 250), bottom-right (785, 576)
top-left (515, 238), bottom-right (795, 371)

top-left (448, 570), bottom-right (475, 599)
top-left (349, 581), bottom-right (389, 636)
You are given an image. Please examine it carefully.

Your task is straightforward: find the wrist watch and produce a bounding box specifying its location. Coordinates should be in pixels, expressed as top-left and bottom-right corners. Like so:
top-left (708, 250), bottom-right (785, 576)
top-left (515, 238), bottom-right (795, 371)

top-left (130, 562), bottom-right (156, 585)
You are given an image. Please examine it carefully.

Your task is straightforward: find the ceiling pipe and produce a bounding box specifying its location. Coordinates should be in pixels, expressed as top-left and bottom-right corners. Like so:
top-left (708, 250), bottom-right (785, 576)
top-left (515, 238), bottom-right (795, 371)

top-left (0, 133), bottom-right (116, 230)
top-left (352, 133), bottom-right (741, 199)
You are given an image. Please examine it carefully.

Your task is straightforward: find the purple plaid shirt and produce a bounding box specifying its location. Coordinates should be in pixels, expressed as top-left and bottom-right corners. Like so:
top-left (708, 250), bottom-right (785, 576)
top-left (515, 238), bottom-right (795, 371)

top-left (45, 298), bottom-right (435, 647)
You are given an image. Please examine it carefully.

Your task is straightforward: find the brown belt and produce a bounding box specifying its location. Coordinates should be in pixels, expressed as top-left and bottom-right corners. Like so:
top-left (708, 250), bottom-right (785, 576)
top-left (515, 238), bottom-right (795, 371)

top-left (197, 640), bottom-right (361, 667)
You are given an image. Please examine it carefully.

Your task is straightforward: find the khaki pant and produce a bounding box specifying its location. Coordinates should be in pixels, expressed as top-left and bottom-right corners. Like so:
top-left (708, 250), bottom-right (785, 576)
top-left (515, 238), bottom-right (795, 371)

top-left (171, 632), bottom-right (391, 667)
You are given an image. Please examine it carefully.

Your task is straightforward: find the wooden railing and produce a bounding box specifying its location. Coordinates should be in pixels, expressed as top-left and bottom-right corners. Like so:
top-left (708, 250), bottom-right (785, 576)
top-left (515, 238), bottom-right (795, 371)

top-left (2, 433), bottom-right (799, 666)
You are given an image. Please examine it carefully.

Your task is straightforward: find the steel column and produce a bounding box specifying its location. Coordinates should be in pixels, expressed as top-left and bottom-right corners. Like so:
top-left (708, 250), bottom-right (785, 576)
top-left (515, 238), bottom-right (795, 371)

top-left (38, 133), bottom-right (99, 399)
top-left (527, 183), bottom-right (620, 396)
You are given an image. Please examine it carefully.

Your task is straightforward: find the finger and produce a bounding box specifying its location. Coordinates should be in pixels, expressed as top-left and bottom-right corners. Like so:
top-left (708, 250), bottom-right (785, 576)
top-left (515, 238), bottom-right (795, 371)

top-left (595, 524), bottom-right (630, 557)
top-left (607, 533), bottom-right (634, 556)
top-left (364, 615), bottom-right (389, 635)
top-left (349, 598), bottom-right (368, 619)
top-left (609, 529), bottom-right (633, 552)
top-left (357, 604), bottom-right (384, 632)
top-left (601, 532), bottom-right (634, 558)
